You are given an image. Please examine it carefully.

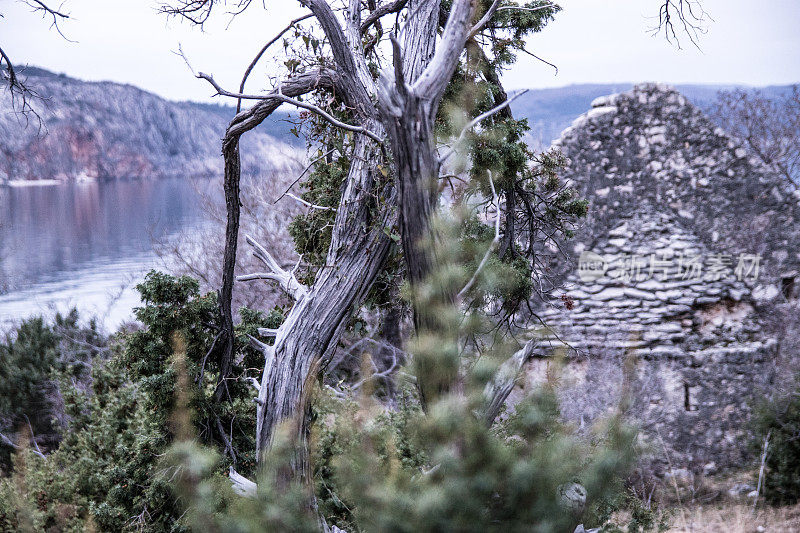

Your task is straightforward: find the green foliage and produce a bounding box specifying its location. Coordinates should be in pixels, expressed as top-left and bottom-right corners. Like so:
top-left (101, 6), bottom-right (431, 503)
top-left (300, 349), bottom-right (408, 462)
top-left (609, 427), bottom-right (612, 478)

top-left (1, 4), bottom-right (622, 532)
top-left (0, 353), bottom-right (172, 532)
top-left (284, 0), bottom-right (578, 320)
top-left (460, 215), bottom-right (533, 313)
top-left (166, 207), bottom-right (634, 531)
top-left (436, 16), bottom-right (588, 321)
top-left (584, 485), bottom-right (671, 533)
top-left (169, 368), bottom-right (633, 532)
top-left (751, 375), bottom-right (800, 505)
top-left (478, 0), bottom-right (561, 66)
top-left (0, 272), bottom-right (277, 531)
top-left (310, 381), bottom-right (427, 530)
top-left (0, 309), bottom-right (104, 467)
top-left (323, 390), bottom-right (632, 532)
top-left (166, 429), bottom-right (322, 533)
top-left (620, 494), bottom-right (671, 533)
top-left (288, 151), bottom-right (350, 279)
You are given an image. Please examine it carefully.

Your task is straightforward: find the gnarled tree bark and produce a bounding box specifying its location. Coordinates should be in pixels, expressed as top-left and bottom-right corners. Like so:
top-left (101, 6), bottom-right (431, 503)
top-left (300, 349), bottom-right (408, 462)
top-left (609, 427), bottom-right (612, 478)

top-left (216, 68), bottom-right (345, 400)
top-left (252, 129), bottom-right (395, 467)
top-left (215, 0), bottom-right (530, 493)
top-left (375, 0), bottom-right (478, 405)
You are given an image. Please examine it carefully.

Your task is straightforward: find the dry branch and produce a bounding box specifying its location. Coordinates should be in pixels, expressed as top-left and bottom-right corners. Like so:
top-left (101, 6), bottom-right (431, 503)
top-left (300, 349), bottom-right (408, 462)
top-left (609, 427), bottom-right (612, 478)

top-left (458, 172), bottom-right (501, 299)
top-left (236, 12), bottom-right (314, 111)
top-left (239, 235), bottom-right (308, 300)
top-left (197, 72), bottom-right (383, 143)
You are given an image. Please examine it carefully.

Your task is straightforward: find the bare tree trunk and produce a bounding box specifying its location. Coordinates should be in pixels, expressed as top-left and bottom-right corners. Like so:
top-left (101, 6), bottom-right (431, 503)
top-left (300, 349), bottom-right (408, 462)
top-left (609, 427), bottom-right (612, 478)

top-left (216, 1), bottom-right (395, 490)
top-left (215, 138), bottom-right (241, 401)
top-left (380, 92), bottom-right (438, 292)
top-left (202, 1), bottom-right (718, 511)
top-left (254, 137), bottom-right (395, 454)
top-left (215, 67), bottom-right (345, 399)
top-left (219, 0), bottom-right (483, 483)
top-left (376, 0), bottom-right (478, 405)
top-left (378, 0), bottom-right (475, 293)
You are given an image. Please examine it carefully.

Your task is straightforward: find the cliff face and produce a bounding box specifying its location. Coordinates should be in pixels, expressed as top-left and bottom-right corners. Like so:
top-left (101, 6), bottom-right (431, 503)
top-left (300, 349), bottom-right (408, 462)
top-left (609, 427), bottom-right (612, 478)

top-left (527, 84), bottom-right (800, 472)
top-left (0, 68), bottom-right (300, 182)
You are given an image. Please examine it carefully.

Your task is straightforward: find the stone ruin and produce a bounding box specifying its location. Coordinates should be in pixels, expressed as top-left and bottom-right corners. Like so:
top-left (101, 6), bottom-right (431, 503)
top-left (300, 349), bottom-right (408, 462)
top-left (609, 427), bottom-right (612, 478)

top-left (524, 84), bottom-right (800, 474)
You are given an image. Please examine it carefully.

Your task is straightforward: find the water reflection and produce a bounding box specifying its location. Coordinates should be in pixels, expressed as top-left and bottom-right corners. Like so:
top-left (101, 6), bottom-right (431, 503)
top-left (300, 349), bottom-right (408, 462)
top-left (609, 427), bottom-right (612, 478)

top-left (0, 178), bottom-right (214, 330)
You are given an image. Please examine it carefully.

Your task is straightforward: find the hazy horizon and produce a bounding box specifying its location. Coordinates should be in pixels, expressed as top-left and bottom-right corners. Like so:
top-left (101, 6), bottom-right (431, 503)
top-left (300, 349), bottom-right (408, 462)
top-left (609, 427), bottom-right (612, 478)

top-left (2, 0), bottom-right (798, 103)
top-left (10, 65), bottom-right (798, 106)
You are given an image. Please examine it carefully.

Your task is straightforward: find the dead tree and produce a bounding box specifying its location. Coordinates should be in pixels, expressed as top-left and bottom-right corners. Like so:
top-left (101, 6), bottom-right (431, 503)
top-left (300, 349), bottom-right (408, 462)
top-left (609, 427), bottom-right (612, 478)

top-left (186, 0), bottom-right (513, 484)
top-left (711, 86), bottom-right (800, 188)
top-left (170, 0), bottom-right (710, 503)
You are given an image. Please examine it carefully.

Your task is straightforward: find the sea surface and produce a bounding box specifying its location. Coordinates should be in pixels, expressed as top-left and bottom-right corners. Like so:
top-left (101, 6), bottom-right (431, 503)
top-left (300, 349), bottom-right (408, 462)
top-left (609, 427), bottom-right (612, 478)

top-left (0, 178), bottom-right (216, 332)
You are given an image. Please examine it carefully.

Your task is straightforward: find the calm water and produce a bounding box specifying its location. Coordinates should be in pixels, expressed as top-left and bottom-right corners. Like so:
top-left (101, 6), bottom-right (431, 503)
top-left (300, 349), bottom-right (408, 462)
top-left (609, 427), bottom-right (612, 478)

top-left (0, 178), bottom-right (215, 331)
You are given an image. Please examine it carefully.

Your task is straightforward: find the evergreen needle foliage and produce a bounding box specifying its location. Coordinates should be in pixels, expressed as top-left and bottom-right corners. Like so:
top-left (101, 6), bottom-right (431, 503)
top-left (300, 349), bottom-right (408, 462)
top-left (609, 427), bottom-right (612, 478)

top-left (751, 374), bottom-right (800, 505)
top-left (0, 273), bottom-right (279, 531)
top-left (166, 212), bottom-right (636, 532)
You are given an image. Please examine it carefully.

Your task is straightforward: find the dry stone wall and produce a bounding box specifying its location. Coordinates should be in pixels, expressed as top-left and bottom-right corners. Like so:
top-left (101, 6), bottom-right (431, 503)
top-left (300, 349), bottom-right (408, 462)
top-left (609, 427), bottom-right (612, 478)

top-left (526, 84), bottom-right (800, 473)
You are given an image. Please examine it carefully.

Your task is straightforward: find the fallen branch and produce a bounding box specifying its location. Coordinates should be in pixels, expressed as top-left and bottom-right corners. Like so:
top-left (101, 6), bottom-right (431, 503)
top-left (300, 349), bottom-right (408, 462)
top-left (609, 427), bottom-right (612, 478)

top-left (229, 466), bottom-right (257, 497)
top-left (23, 415), bottom-right (44, 458)
top-left (0, 430), bottom-right (45, 459)
top-left (480, 339), bottom-right (537, 425)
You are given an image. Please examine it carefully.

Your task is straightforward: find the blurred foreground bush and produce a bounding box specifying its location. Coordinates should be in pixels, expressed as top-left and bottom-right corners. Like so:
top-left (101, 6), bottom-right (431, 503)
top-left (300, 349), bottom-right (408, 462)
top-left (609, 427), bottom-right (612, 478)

top-left (752, 374), bottom-right (800, 505)
top-left (0, 272), bottom-right (275, 531)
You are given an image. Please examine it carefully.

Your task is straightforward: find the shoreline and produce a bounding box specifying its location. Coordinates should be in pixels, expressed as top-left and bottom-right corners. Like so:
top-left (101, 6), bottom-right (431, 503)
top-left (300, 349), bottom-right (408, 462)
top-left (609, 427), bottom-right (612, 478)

top-left (4, 179), bottom-right (63, 187)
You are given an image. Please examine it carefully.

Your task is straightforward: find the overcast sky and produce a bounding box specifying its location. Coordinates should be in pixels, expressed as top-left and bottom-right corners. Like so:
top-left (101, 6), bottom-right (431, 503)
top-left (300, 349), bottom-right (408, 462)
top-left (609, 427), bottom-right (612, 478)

top-left (3, 0), bottom-right (799, 103)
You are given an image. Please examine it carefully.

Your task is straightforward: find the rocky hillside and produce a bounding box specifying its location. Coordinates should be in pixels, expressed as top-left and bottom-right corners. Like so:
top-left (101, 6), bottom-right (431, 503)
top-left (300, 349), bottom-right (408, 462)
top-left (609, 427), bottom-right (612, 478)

top-left (3, 68), bottom-right (791, 183)
top-left (0, 67), bottom-right (300, 182)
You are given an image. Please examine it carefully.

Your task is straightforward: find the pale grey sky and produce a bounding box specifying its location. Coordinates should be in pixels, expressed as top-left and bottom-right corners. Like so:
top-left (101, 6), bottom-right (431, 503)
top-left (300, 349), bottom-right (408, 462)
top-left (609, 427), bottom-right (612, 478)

top-left (3, 0), bottom-right (799, 103)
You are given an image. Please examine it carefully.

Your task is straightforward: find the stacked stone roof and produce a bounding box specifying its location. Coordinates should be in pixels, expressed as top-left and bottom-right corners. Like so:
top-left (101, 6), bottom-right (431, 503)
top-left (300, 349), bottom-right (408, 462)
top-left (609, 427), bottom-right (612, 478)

top-left (553, 83), bottom-right (800, 288)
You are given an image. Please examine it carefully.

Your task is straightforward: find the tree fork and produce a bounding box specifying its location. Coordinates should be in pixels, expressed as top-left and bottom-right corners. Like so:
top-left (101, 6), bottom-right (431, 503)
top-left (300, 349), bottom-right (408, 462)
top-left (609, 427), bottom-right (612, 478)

top-left (214, 68), bottom-right (344, 402)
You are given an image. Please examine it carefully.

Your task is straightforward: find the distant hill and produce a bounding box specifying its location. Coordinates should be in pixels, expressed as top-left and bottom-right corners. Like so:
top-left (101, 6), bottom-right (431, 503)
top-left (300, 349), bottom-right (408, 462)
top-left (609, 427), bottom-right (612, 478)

top-left (510, 83), bottom-right (796, 148)
top-left (0, 67), bottom-right (301, 182)
top-left (1, 67), bottom-right (794, 182)
top-left (185, 100), bottom-right (300, 147)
